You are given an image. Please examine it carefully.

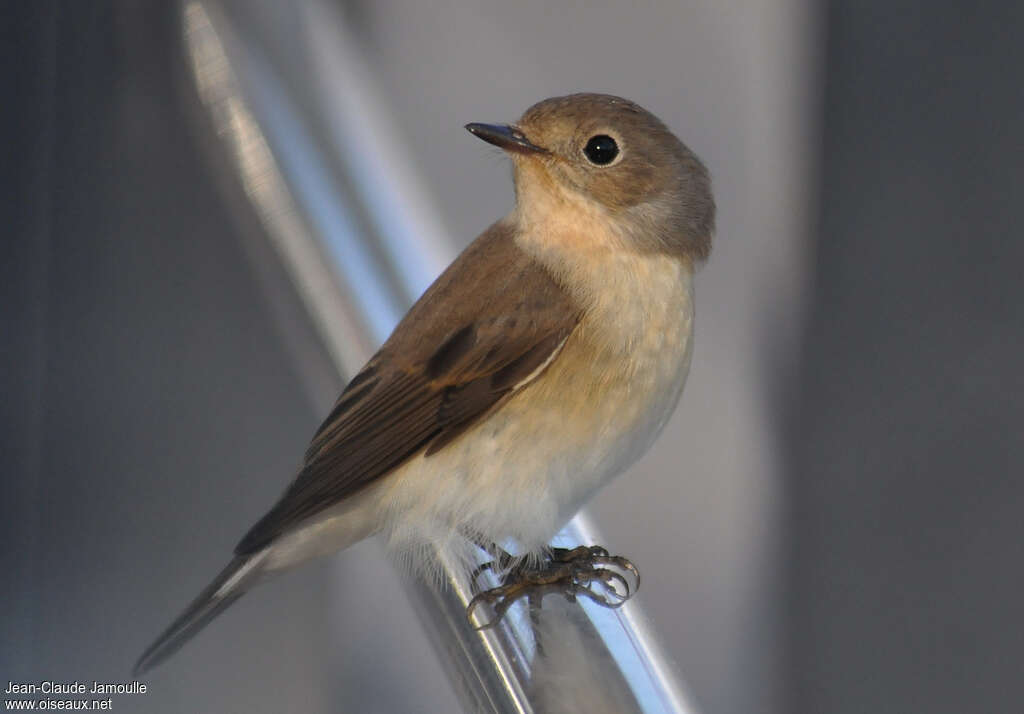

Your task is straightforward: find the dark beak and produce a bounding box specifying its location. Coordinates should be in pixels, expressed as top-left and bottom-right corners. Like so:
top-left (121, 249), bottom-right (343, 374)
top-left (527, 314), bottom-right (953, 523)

top-left (465, 123), bottom-right (548, 155)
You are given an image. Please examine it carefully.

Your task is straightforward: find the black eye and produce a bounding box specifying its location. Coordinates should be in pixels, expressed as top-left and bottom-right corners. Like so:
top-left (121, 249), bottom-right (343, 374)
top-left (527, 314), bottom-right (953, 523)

top-left (583, 135), bottom-right (619, 165)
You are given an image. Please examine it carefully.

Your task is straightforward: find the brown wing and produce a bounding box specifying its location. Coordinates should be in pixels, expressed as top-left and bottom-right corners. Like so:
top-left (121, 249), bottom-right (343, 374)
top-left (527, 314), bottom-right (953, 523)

top-left (235, 222), bottom-right (580, 555)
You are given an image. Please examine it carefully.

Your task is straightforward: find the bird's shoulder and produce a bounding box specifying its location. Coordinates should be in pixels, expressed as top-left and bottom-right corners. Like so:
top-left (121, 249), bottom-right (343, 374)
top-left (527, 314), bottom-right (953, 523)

top-left (382, 219), bottom-right (578, 361)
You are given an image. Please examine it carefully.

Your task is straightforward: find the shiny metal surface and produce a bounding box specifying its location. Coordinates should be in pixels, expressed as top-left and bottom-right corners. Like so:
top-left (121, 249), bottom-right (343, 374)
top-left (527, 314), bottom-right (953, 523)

top-left (181, 1), bottom-right (699, 711)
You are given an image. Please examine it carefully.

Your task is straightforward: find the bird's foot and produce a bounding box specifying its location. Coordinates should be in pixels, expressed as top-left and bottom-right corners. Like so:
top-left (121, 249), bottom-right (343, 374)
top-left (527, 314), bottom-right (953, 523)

top-left (466, 545), bottom-right (639, 630)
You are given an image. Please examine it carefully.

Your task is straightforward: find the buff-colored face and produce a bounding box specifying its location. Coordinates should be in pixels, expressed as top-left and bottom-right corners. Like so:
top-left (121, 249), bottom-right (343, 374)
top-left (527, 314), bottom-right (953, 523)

top-left (511, 93), bottom-right (715, 259)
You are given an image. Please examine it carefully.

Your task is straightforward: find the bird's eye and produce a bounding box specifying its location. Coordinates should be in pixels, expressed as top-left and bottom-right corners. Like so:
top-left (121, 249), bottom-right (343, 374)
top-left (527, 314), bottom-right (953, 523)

top-left (583, 135), bottom-right (619, 165)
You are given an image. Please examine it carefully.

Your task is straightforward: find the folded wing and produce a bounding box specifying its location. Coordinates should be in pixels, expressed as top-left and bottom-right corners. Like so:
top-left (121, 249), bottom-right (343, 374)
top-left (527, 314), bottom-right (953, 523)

top-left (236, 222), bottom-right (580, 554)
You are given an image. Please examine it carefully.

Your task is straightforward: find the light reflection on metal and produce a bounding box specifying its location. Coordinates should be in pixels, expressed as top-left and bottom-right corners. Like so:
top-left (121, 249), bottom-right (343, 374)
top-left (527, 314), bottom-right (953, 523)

top-left (183, 0), bottom-right (381, 369)
top-left (181, 2), bottom-right (700, 712)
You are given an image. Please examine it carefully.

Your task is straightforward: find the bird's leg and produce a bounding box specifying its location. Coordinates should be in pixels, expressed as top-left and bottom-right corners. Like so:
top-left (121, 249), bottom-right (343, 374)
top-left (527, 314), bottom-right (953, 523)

top-left (467, 540), bottom-right (519, 586)
top-left (465, 544), bottom-right (640, 630)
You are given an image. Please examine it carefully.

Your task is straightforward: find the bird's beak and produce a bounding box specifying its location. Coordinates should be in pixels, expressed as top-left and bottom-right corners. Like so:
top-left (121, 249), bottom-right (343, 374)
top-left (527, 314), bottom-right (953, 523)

top-left (465, 123), bottom-right (548, 155)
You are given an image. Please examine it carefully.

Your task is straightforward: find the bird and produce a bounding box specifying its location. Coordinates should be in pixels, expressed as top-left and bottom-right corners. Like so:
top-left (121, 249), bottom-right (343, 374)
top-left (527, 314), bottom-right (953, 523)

top-left (134, 92), bottom-right (715, 676)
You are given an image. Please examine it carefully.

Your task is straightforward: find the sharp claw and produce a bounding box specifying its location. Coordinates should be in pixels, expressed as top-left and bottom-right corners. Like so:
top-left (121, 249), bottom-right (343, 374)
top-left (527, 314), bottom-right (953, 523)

top-left (591, 554), bottom-right (641, 592)
top-left (599, 569), bottom-right (632, 599)
top-left (573, 583), bottom-right (621, 609)
top-left (466, 593), bottom-right (486, 621)
top-left (463, 544), bottom-right (640, 629)
top-left (468, 591), bottom-right (505, 630)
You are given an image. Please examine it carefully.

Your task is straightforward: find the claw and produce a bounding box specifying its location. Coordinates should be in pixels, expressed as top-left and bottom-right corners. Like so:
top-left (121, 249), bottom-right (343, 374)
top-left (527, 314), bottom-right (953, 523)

top-left (595, 569), bottom-right (631, 600)
top-left (572, 582), bottom-right (629, 609)
top-left (465, 543), bottom-right (640, 629)
top-left (591, 555), bottom-right (640, 592)
top-left (468, 582), bottom-right (537, 630)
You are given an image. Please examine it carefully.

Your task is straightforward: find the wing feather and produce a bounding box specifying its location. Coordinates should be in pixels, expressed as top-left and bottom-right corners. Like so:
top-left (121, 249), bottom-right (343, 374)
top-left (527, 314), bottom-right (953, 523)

top-left (235, 223), bottom-right (580, 554)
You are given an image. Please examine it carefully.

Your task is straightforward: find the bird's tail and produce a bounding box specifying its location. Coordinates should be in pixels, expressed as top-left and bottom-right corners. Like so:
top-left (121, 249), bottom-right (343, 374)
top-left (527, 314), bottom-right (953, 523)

top-left (133, 552), bottom-right (268, 676)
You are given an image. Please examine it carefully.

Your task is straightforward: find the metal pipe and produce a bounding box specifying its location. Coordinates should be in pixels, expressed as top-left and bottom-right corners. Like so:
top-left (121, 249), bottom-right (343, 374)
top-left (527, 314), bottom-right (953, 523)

top-left (180, 2), bottom-right (700, 711)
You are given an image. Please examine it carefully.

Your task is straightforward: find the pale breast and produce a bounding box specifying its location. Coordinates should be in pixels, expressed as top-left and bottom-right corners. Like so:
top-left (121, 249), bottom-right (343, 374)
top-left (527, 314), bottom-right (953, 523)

top-left (531, 250), bottom-right (696, 517)
top-left (370, 248), bottom-right (695, 564)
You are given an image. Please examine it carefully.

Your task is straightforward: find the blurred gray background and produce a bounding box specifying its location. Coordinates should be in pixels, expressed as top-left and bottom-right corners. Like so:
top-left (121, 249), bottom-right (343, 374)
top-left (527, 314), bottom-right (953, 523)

top-left (3, 1), bottom-right (1022, 713)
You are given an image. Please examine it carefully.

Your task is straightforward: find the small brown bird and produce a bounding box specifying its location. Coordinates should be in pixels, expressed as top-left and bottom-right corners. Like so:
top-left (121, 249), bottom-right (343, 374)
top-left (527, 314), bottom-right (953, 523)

top-left (135, 93), bottom-right (714, 675)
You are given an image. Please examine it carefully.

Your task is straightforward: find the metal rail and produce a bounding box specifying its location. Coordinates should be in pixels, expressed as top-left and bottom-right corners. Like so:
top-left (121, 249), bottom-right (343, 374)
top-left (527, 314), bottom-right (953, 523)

top-left (180, 2), bottom-right (700, 711)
